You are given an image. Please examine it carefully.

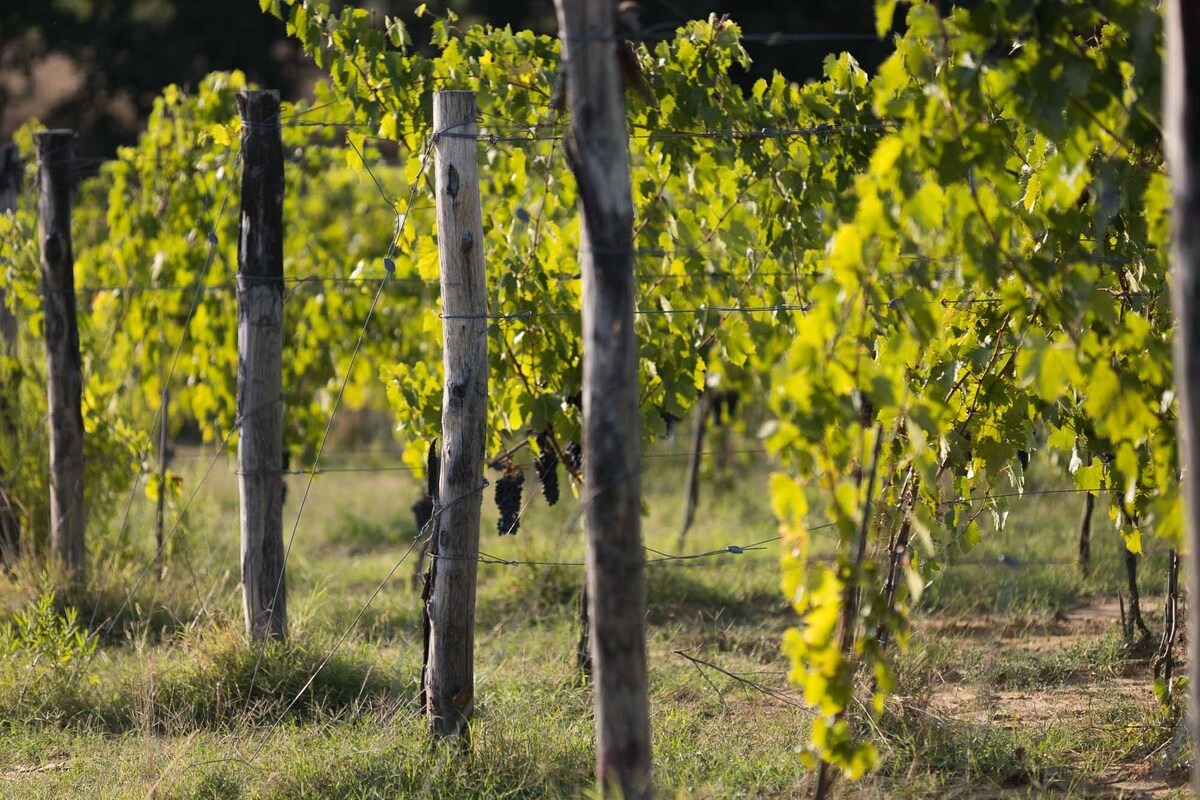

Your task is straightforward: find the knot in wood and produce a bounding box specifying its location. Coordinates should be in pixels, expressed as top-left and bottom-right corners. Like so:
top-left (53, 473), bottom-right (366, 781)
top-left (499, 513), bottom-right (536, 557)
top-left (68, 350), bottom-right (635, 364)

top-left (460, 230), bottom-right (474, 253)
top-left (445, 164), bottom-right (460, 200)
top-left (44, 231), bottom-right (65, 264)
top-left (450, 379), bottom-right (468, 401)
top-left (452, 687), bottom-right (473, 711)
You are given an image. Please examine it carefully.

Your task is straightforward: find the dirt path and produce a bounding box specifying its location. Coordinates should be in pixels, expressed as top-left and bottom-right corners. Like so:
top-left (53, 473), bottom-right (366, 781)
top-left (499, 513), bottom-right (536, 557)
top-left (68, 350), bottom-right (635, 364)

top-left (902, 598), bottom-right (1193, 799)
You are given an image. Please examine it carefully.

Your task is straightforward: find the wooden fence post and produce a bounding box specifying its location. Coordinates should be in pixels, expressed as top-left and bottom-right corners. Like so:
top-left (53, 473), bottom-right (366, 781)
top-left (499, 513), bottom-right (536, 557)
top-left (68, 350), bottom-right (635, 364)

top-left (154, 388), bottom-right (169, 579)
top-left (0, 142), bottom-right (21, 563)
top-left (1077, 491), bottom-right (1094, 575)
top-left (678, 392), bottom-right (710, 547)
top-left (236, 90), bottom-right (286, 642)
top-left (0, 143), bottom-right (18, 354)
top-left (1164, 0), bottom-right (1200, 789)
top-left (424, 90), bottom-right (489, 739)
top-left (35, 130), bottom-right (85, 580)
top-left (551, 1), bottom-right (654, 796)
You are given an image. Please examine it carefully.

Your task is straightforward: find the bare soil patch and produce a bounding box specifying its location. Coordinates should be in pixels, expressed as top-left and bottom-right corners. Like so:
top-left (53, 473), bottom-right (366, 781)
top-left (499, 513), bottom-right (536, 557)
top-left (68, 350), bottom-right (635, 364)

top-left (904, 598), bottom-right (1192, 799)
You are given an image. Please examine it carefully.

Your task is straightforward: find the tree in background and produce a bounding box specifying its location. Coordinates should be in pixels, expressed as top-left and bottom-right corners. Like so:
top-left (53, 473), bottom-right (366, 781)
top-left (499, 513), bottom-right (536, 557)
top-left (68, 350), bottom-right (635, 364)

top-left (0, 0), bottom-right (889, 157)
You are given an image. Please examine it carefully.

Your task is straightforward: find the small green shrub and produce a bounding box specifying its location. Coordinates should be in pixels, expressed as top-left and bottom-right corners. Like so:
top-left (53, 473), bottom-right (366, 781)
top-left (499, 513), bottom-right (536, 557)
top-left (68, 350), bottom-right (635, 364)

top-left (0, 590), bottom-right (97, 718)
top-left (0, 589), bottom-right (96, 664)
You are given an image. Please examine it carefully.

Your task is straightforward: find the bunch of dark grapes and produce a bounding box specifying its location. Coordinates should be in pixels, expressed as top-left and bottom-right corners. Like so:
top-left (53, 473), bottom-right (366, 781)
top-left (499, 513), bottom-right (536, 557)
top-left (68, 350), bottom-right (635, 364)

top-left (563, 441), bottom-right (583, 476)
top-left (411, 495), bottom-right (433, 535)
top-left (709, 390), bottom-right (740, 426)
top-left (495, 467), bottom-right (524, 535)
top-left (534, 432), bottom-right (560, 506)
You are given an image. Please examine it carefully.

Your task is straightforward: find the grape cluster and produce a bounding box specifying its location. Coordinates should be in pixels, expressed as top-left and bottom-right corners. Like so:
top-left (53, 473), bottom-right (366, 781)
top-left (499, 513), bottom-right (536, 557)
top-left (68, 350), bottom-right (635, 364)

top-left (659, 410), bottom-right (681, 436)
top-left (563, 441), bottom-right (583, 476)
top-left (709, 390), bottom-right (740, 426)
top-left (534, 432), bottom-right (560, 506)
top-left (495, 469), bottom-right (524, 535)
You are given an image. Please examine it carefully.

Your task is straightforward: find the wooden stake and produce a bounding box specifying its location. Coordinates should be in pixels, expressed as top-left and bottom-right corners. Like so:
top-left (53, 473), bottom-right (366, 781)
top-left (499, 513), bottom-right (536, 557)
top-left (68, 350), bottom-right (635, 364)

top-left (1077, 491), bottom-right (1094, 575)
top-left (551, 0), bottom-right (653, 795)
top-left (154, 388), bottom-right (170, 579)
top-left (1164, 1), bottom-right (1200, 787)
top-left (0, 142), bottom-right (21, 564)
top-left (425, 90), bottom-right (489, 739)
top-left (35, 130), bottom-right (85, 580)
top-left (576, 580), bottom-right (592, 679)
top-left (678, 392), bottom-right (709, 548)
top-left (236, 90), bottom-right (286, 642)
top-left (0, 143), bottom-right (19, 359)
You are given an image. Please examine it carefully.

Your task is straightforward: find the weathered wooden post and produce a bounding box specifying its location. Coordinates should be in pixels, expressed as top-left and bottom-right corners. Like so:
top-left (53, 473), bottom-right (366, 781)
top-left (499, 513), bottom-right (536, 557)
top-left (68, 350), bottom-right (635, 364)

top-left (1077, 491), bottom-right (1094, 575)
top-left (0, 142), bottom-right (22, 563)
top-left (550, 0), bottom-right (654, 796)
top-left (0, 143), bottom-right (19, 356)
top-left (0, 143), bottom-right (18, 207)
top-left (236, 90), bottom-right (286, 641)
top-left (1164, 0), bottom-right (1200, 789)
top-left (678, 392), bottom-right (710, 547)
top-left (35, 130), bottom-right (85, 580)
top-left (424, 90), bottom-right (489, 739)
top-left (154, 388), bottom-right (169, 579)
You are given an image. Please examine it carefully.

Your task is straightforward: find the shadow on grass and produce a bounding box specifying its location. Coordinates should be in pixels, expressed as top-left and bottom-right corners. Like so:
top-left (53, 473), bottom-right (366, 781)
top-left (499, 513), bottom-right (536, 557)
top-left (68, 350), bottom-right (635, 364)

top-left (870, 699), bottom-right (1182, 799)
top-left (0, 550), bottom-right (235, 646)
top-left (470, 560), bottom-right (789, 636)
top-left (645, 566), bottom-right (790, 626)
top-left (0, 622), bottom-right (410, 734)
top-left (170, 711), bottom-right (594, 800)
top-left (475, 564), bottom-right (585, 630)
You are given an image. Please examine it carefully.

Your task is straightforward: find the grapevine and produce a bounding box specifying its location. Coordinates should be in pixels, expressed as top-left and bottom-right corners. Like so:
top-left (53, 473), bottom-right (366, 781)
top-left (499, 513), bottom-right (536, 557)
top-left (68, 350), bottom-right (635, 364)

top-left (0, 0), bottom-right (1170, 785)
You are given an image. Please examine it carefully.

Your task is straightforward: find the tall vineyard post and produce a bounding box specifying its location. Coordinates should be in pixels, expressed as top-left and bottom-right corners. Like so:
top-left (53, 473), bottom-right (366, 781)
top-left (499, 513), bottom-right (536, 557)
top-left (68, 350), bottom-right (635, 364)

top-left (0, 142), bottom-right (21, 563)
top-left (1078, 491), bottom-right (1095, 574)
top-left (424, 90), bottom-right (489, 739)
top-left (0, 142), bottom-right (18, 370)
top-left (678, 392), bottom-right (710, 547)
top-left (1165, 0), bottom-right (1200, 787)
top-left (236, 90), bottom-right (287, 642)
top-left (552, 0), bottom-right (654, 796)
top-left (35, 129), bottom-right (86, 580)
top-left (154, 388), bottom-right (169, 579)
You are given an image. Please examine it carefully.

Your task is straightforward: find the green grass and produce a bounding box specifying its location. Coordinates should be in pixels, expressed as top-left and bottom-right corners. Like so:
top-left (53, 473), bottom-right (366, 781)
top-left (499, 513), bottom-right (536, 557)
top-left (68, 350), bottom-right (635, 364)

top-left (0, 435), bottom-right (1189, 798)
